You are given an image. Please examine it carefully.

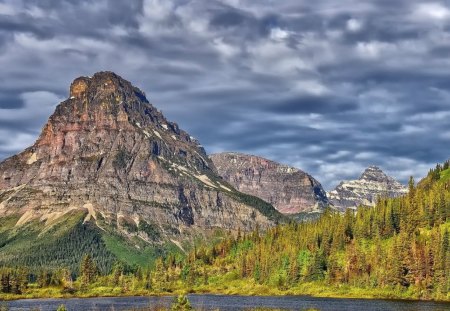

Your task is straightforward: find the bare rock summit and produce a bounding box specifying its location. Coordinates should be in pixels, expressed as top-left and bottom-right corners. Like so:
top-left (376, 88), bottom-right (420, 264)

top-left (327, 165), bottom-right (408, 210)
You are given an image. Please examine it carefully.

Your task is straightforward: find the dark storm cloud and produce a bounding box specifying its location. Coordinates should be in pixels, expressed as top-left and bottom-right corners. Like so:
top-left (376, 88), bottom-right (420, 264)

top-left (0, 13), bottom-right (55, 39)
top-left (0, 93), bottom-right (24, 109)
top-left (268, 96), bottom-right (358, 115)
top-left (1, 0), bottom-right (450, 189)
top-left (209, 8), bottom-right (250, 28)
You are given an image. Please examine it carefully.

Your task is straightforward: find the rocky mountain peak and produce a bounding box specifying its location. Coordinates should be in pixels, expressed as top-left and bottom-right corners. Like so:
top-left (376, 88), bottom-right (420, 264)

top-left (69, 71), bottom-right (146, 102)
top-left (328, 166), bottom-right (408, 210)
top-left (362, 165), bottom-right (383, 174)
top-left (0, 72), bottom-right (281, 251)
top-left (210, 152), bottom-right (329, 214)
top-left (360, 165), bottom-right (391, 182)
top-left (37, 71), bottom-right (195, 168)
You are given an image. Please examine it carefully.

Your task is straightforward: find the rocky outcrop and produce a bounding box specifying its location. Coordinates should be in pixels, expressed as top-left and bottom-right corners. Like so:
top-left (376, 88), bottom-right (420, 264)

top-left (210, 152), bottom-right (330, 214)
top-left (327, 166), bottom-right (408, 210)
top-left (0, 72), bottom-right (282, 245)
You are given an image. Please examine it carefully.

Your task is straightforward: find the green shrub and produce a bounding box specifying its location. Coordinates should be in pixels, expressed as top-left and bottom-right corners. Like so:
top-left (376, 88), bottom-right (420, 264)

top-left (170, 294), bottom-right (192, 311)
top-left (56, 305), bottom-right (67, 311)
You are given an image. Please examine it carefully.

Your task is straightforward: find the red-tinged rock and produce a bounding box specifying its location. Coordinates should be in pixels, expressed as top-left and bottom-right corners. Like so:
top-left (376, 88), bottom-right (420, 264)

top-left (210, 152), bottom-right (330, 214)
top-left (0, 72), bottom-right (282, 244)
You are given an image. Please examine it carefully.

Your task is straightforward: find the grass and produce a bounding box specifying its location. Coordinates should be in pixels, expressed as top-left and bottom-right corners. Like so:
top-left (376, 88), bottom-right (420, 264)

top-left (102, 233), bottom-right (182, 268)
top-left (2, 277), bottom-right (447, 302)
top-left (102, 234), bottom-right (158, 267)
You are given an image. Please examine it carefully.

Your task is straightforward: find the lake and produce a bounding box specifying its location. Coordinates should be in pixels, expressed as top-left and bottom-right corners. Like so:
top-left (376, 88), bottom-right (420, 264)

top-left (3, 294), bottom-right (450, 311)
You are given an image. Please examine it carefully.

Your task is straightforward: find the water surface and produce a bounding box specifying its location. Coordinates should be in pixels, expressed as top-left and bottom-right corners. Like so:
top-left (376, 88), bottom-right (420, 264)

top-left (4, 294), bottom-right (450, 311)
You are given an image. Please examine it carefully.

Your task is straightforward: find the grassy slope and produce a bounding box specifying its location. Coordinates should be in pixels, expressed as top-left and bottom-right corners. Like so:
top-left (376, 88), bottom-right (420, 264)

top-left (0, 210), bottom-right (185, 273)
top-left (102, 234), bottom-right (181, 268)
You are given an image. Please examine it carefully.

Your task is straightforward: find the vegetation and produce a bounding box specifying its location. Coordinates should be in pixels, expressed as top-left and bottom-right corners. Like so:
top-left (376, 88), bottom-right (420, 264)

top-left (0, 210), bottom-right (116, 274)
top-left (0, 209), bottom-right (181, 275)
top-left (114, 147), bottom-right (132, 169)
top-left (229, 190), bottom-right (287, 223)
top-left (0, 161), bottom-right (449, 302)
top-left (171, 294), bottom-right (192, 311)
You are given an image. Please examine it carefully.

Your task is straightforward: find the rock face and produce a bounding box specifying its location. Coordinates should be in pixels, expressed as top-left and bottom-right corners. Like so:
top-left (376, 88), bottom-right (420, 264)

top-left (210, 152), bottom-right (329, 214)
top-left (0, 72), bottom-right (281, 244)
top-left (327, 166), bottom-right (408, 210)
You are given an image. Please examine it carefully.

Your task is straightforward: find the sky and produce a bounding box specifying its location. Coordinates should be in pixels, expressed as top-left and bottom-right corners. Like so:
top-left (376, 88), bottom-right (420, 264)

top-left (0, 0), bottom-right (449, 190)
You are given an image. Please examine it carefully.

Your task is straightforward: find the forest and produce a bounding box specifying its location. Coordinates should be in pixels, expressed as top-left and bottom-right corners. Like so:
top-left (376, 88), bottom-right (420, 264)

top-left (1, 161), bottom-right (449, 301)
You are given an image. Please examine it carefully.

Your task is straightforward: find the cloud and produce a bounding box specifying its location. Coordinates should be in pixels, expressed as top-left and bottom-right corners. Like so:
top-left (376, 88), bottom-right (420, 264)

top-left (0, 0), bottom-right (449, 189)
top-left (0, 90), bottom-right (60, 159)
top-left (412, 3), bottom-right (450, 21)
top-left (346, 18), bottom-right (363, 32)
top-left (269, 27), bottom-right (292, 40)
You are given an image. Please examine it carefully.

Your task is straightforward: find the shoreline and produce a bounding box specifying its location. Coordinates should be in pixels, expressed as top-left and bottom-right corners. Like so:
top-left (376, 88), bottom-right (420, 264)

top-left (1, 287), bottom-right (450, 303)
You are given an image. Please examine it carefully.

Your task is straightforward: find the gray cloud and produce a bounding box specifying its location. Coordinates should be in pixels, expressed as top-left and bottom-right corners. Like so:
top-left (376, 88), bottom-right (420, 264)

top-left (0, 0), bottom-right (449, 189)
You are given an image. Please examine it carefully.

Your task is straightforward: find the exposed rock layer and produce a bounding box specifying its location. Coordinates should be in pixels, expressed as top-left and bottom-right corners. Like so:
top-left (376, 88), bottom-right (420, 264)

top-left (0, 72), bottom-right (281, 243)
top-left (210, 152), bottom-right (329, 214)
top-left (327, 166), bottom-right (408, 210)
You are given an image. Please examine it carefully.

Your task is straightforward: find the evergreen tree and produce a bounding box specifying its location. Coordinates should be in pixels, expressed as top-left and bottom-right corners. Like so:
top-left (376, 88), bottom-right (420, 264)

top-left (80, 254), bottom-right (97, 288)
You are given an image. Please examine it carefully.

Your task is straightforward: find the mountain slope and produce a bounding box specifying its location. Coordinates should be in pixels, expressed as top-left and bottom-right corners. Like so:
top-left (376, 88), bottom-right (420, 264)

top-left (0, 72), bottom-right (283, 268)
top-left (148, 161), bottom-right (449, 301)
top-left (210, 152), bottom-right (329, 214)
top-left (327, 165), bottom-right (408, 210)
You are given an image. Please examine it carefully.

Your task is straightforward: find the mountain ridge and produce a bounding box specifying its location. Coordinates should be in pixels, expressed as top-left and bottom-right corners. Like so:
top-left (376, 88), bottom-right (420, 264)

top-left (210, 151), bottom-right (330, 214)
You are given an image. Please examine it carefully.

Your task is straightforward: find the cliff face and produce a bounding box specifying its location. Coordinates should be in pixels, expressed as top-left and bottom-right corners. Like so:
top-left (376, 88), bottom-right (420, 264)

top-left (0, 72), bottom-right (281, 245)
top-left (210, 152), bottom-right (329, 214)
top-left (327, 166), bottom-right (408, 210)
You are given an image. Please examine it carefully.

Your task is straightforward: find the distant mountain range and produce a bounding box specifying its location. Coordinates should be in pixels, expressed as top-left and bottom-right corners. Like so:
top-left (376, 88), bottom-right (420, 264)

top-left (0, 72), bottom-right (410, 269)
top-left (210, 154), bottom-right (408, 213)
top-left (327, 166), bottom-right (408, 210)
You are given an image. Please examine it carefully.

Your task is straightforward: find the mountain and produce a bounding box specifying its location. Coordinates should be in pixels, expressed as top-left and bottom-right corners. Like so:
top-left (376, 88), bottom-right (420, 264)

top-left (327, 165), bottom-right (408, 210)
top-left (156, 161), bottom-right (449, 301)
top-left (209, 152), bottom-right (329, 214)
top-left (0, 72), bottom-right (282, 271)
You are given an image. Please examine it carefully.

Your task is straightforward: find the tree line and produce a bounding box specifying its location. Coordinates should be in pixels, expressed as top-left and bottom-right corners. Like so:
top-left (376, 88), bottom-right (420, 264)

top-left (1, 162), bottom-right (449, 300)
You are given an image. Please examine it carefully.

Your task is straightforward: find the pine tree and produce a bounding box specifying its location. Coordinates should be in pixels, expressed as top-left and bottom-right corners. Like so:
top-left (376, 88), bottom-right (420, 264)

top-left (37, 270), bottom-right (50, 288)
top-left (307, 250), bottom-right (326, 281)
top-left (1, 270), bottom-right (10, 294)
top-left (80, 254), bottom-right (97, 288)
top-left (61, 268), bottom-right (73, 293)
top-left (144, 269), bottom-right (153, 290)
top-left (154, 257), bottom-right (167, 291)
top-left (111, 261), bottom-right (124, 286)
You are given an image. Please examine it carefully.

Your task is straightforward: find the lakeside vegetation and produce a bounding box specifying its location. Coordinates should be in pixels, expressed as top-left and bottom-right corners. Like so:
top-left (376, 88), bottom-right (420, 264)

top-left (1, 161), bottom-right (450, 302)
